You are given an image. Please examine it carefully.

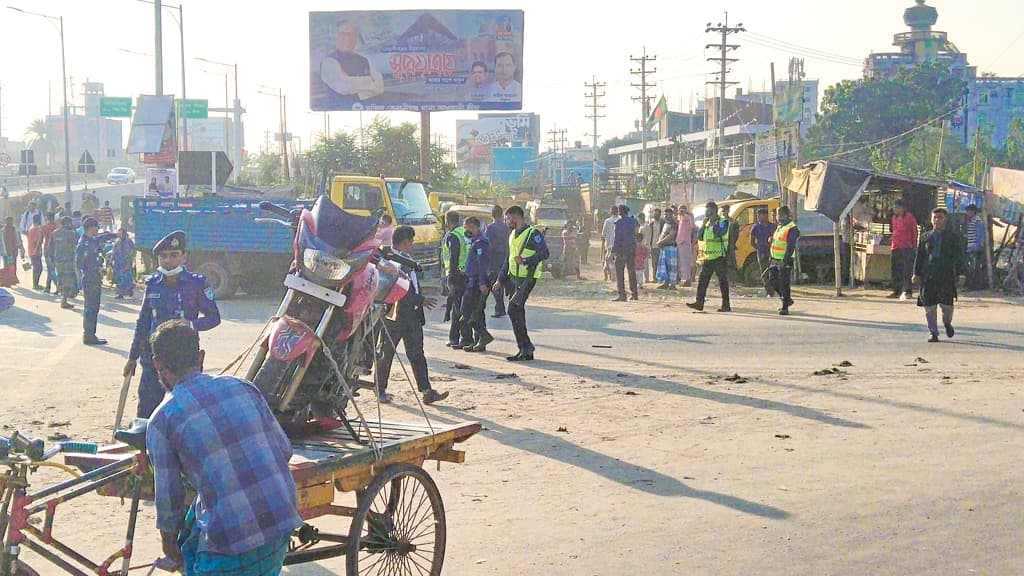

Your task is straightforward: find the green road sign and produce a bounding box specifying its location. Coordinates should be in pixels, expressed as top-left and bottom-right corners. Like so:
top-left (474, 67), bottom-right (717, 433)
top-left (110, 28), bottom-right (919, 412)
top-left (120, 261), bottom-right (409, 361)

top-left (178, 99), bottom-right (209, 119)
top-left (99, 97), bottom-right (132, 118)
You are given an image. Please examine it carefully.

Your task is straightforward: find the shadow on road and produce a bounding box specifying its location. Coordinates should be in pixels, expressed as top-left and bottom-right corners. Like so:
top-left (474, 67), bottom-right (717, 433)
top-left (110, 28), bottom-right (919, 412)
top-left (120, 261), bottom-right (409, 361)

top-left (0, 305), bottom-right (54, 336)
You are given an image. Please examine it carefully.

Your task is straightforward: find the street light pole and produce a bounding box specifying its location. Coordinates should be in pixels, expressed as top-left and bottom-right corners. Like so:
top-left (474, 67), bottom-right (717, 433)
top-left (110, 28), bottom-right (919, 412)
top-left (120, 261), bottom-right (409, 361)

top-left (7, 7), bottom-right (73, 201)
top-left (138, 1), bottom-right (185, 148)
top-left (154, 0), bottom-right (163, 95)
top-left (197, 57), bottom-right (241, 179)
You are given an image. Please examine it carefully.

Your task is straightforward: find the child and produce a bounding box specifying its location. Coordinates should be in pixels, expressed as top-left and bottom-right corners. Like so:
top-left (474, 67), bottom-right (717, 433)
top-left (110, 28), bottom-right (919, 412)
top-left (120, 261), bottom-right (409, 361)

top-left (635, 232), bottom-right (650, 285)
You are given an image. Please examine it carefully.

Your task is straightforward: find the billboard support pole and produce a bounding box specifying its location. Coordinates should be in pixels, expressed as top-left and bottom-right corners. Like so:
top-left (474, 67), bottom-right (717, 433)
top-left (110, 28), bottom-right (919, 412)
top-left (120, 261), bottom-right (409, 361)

top-left (420, 111), bottom-right (431, 181)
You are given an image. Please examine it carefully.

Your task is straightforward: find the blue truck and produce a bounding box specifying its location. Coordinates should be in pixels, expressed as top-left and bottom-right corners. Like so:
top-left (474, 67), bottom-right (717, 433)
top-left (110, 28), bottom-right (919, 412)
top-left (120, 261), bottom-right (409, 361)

top-left (131, 196), bottom-right (313, 299)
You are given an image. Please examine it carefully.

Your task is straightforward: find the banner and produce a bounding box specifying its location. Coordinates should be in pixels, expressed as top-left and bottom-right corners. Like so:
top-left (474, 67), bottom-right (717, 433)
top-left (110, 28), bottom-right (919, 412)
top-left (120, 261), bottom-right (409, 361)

top-left (145, 168), bottom-right (177, 198)
top-left (773, 84), bottom-right (804, 125)
top-left (755, 126), bottom-right (800, 181)
top-left (309, 10), bottom-right (524, 112)
top-left (456, 114), bottom-right (537, 165)
top-left (990, 166), bottom-right (1024, 223)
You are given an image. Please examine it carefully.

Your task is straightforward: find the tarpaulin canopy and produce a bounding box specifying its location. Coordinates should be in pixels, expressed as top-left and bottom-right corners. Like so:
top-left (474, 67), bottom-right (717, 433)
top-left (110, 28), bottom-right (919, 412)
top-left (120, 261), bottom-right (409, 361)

top-left (785, 161), bottom-right (977, 223)
top-left (989, 167), bottom-right (1024, 224)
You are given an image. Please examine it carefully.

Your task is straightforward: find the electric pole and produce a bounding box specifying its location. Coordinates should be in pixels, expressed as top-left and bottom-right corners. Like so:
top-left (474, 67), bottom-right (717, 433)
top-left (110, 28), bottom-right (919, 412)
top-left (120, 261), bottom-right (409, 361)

top-left (547, 127), bottom-right (568, 187)
top-left (584, 77), bottom-right (606, 193)
top-left (630, 48), bottom-right (656, 181)
top-left (706, 14), bottom-right (744, 182)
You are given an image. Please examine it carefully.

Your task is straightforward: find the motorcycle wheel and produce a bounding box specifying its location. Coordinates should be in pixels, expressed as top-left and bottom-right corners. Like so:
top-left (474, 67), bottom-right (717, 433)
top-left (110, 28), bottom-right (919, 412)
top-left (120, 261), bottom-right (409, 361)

top-left (252, 357), bottom-right (298, 411)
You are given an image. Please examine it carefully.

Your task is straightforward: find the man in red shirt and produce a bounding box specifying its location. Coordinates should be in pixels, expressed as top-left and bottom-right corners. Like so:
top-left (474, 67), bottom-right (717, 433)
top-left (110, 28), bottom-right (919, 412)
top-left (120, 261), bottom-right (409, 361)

top-left (888, 199), bottom-right (919, 300)
top-left (40, 213), bottom-right (61, 293)
top-left (26, 214), bottom-right (45, 290)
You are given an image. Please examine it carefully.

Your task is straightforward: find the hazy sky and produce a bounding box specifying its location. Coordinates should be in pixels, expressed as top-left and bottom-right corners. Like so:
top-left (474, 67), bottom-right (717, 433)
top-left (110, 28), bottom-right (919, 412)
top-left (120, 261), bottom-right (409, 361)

top-left (2, 0), bottom-right (1023, 158)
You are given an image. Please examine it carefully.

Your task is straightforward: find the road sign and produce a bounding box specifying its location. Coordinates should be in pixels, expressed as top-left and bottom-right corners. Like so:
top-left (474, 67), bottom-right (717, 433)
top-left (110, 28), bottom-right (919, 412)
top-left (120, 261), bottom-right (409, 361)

top-left (178, 150), bottom-right (232, 186)
top-left (178, 99), bottom-right (209, 119)
top-left (0, 153), bottom-right (10, 167)
top-left (100, 97), bottom-right (132, 118)
top-left (20, 150), bottom-right (34, 164)
top-left (78, 150), bottom-right (96, 174)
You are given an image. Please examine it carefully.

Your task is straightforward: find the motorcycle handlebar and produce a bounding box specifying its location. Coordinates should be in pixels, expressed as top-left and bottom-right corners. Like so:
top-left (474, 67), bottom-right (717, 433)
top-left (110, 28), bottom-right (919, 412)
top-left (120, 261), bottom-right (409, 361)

top-left (377, 247), bottom-right (422, 273)
top-left (259, 201), bottom-right (295, 220)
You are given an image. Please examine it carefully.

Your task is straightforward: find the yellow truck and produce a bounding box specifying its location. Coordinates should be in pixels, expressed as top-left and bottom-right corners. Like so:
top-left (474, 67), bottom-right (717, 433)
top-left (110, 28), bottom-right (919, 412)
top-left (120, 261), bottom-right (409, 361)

top-left (328, 175), bottom-right (441, 269)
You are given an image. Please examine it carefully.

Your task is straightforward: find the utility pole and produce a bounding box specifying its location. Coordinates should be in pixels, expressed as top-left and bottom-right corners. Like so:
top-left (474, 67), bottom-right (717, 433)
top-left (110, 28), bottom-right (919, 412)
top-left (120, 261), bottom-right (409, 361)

top-left (584, 77), bottom-right (606, 193)
top-left (630, 48), bottom-right (656, 182)
top-left (547, 128), bottom-right (566, 188)
top-left (154, 0), bottom-right (163, 95)
top-left (706, 14), bottom-right (744, 182)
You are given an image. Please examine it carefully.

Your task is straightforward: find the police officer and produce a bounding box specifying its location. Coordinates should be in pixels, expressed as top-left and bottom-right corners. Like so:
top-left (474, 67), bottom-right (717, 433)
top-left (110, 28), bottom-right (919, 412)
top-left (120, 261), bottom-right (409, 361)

top-left (492, 205), bottom-right (549, 361)
top-left (123, 230), bottom-right (221, 418)
top-left (687, 201), bottom-right (733, 313)
top-left (75, 217), bottom-right (116, 345)
top-left (768, 205), bottom-right (801, 316)
top-left (441, 211), bottom-right (470, 349)
top-left (460, 217), bottom-right (494, 352)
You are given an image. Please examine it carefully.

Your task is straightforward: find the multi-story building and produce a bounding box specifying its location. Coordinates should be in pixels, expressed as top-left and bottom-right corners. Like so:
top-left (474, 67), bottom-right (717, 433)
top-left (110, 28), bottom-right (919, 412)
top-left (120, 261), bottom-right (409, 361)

top-left (45, 82), bottom-right (124, 168)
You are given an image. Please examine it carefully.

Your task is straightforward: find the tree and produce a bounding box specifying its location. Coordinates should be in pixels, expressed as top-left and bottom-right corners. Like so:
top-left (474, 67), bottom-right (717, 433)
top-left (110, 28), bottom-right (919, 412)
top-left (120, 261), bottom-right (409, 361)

top-left (805, 63), bottom-right (968, 168)
top-left (241, 151), bottom-right (283, 185)
top-left (598, 134), bottom-right (641, 163)
top-left (24, 118), bottom-right (51, 166)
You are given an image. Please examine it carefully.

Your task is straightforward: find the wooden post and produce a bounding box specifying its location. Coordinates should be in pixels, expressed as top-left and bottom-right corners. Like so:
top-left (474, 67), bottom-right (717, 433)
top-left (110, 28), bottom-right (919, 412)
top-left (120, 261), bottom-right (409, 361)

top-left (420, 111), bottom-right (431, 182)
top-left (982, 169), bottom-right (995, 289)
top-left (833, 220), bottom-right (843, 296)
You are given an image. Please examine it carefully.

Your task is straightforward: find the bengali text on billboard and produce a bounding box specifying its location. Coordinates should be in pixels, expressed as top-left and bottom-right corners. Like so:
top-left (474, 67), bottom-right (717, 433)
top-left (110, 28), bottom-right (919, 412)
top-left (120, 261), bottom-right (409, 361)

top-left (309, 10), bottom-right (524, 112)
top-left (456, 114), bottom-right (538, 165)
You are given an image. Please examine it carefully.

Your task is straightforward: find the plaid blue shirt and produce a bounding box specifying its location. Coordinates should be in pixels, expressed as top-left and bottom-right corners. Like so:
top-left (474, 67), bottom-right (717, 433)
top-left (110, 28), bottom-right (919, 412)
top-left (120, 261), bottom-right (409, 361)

top-left (147, 371), bottom-right (301, 556)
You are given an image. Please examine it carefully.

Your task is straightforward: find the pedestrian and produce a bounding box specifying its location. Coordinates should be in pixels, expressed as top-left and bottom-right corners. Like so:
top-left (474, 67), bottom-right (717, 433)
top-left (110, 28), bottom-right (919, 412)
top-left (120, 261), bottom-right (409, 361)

top-left (72, 210), bottom-right (83, 231)
top-left (375, 226), bottom-right (450, 405)
top-left (97, 200), bottom-right (115, 232)
top-left (56, 201), bottom-right (72, 222)
top-left (560, 221), bottom-right (582, 280)
top-left (41, 212), bottom-right (60, 293)
top-left (81, 192), bottom-right (97, 218)
top-left (26, 214), bottom-right (45, 290)
top-left (19, 201), bottom-right (41, 235)
top-left (493, 205), bottom-right (549, 362)
top-left (485, 205), bottom-right (510, 318)
top-left (111, 228), bottom-right (137, 299)
top-left (578, 216), bottom-right (592, 265)
top-left (655, 208), bottom-right (679, 290)
top-left (749, 207), bottom-right (777, 297)
top-left (687, 201), bottom-right (733, 312)
top-left (637, 213), bottom-right (651, 284)
top-left (612, 204), bottom-right (639, 302)
top-left (51, 216), bottom-right (79, 308)
top-left (441, 211), bottom-right (470, 349)
top-left (913, 207), bottom-right (967, 343)
top-left (143, 320), bottom-right (301, 576)
top-left (887, 199), bottom-right (919, 300)
top-left (601, 206), bottom-right (619, 281)
top-left (123, 230), bottom-right (221, 418)
top-left (0, 216), bottom-right (23, 287)
top-left (647, 208), bottom-right (663, 282)
top-left (768, 206), bottom-right (801, 315)
top-left (374, 213), bottom-right (395, 247)
top-left (961, 204), bottom-right (987, 290)
top-left (635, 232), bottom-right (650, 286)
top-left (460, 217), bottom-right (495, 352)
top-left (676, 205), bottom-right (696, 287)
top-left (75, 217), bottom-right (114, 345)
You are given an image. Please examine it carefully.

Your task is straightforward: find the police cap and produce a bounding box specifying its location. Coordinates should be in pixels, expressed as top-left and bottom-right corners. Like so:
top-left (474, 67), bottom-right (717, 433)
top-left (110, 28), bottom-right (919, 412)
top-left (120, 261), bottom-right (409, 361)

top-left (153, 230), bottom-right (187, 254)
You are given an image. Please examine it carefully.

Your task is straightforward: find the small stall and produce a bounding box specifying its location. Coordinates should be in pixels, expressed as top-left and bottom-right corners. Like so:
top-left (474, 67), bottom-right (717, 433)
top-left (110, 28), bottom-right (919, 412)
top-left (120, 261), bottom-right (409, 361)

top-left (786, 161), bottom-right (983, 294)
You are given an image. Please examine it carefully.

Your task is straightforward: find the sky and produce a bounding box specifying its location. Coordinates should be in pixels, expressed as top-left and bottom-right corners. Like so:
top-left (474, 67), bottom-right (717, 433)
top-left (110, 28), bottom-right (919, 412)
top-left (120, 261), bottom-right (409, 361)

top-left (2, 0), bottom-right (1023, 159)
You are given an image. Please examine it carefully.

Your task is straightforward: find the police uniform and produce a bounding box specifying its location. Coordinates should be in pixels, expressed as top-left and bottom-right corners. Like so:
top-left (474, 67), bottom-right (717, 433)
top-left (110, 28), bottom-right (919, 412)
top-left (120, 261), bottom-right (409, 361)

top-left (459, 230), bottom-right (493, 351)
top-left (768, 218), bottom-right (800, 315)
top-left (498, 224), bottom-right (549, 361)
top-left (689, 209), bottom-right (733, 312)
top-left (75, 218), bottom-right (116, 344)
top-left (442, 224), bottom-right (469, 347)
top-left (130, 230), bottom-right (221, 417)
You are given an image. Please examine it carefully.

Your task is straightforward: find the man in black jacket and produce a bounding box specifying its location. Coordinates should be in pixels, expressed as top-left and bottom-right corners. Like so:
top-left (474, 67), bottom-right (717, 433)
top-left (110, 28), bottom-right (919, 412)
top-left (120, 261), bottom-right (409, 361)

top-left (913, 208), bottom-right (967, 343)
top-left (375, 226), bottom-right (450, 405)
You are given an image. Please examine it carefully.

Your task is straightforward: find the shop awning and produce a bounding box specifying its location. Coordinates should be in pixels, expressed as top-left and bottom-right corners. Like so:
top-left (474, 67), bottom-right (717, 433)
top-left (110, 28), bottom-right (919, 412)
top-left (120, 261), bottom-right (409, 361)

top-left (989, 167), bottom-right (1024, 224)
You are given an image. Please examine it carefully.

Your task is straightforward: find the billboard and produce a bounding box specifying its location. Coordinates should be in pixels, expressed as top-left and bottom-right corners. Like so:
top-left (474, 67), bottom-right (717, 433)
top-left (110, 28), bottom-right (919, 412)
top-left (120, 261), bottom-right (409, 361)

top-left (755, 126), bottom-right (800, 181)
top-left (456, 113), bottom-right (538, 166)
top-left (309, 10), bottom-right (524, 112)
top-left (145, 168), bottom-right (177, 197)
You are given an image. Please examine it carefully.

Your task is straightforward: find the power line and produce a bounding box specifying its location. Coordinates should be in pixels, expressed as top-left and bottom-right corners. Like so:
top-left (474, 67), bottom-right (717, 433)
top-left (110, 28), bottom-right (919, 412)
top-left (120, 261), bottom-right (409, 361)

top-left (630, 48), bottom-right (657, 178)
top-left (745, 31), bottom-right (863, 64)
top-left (706, 13), bottom-right (745, 182)
top-left (824, 103), bottom-right (966, 160)
top-left (742, 37), bottom-right (863, 68)
top-left (584, 76), bottom-right (606, 192)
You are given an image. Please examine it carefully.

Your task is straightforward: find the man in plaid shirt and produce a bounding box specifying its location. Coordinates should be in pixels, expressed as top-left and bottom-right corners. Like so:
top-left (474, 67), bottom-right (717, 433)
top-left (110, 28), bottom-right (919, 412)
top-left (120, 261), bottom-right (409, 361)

top-left (146, 320), bottom-right (300, 575)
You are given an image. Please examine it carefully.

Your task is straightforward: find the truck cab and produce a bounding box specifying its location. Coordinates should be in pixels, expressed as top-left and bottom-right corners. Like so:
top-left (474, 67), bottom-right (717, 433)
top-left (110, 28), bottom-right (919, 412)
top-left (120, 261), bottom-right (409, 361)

top-left (328, 175), bottom-right (441, 270)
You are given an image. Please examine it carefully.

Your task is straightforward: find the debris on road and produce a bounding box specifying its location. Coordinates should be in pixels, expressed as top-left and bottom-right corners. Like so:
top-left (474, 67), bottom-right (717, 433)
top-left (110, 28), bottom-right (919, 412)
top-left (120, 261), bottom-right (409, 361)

top-left (556, 426), bottom-right (569, 433)
top-left (915, 357), bottom-right (929, 363)
top-left (624, 390), bottom-right (639, 396)
top-left (495, 373), bottom-right (519, 380)
top-left (724, 373), bottom-right (748, 383)
top-left (774, 434), bottom-right (791, 439)
top-left (836, 360), bottom-right (854, 367)
top-left (453, 363), bottom-right (471, 370)
top-left (591, 345), bottom-right (613, 349)
top-left (813, 367), bottom-right (847, 376)
top-left (48, 421), bottom-right (71, 428)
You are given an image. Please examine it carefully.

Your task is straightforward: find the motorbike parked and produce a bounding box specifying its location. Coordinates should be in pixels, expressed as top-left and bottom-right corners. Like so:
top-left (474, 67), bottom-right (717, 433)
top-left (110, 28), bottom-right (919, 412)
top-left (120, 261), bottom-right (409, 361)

top-left (246, 196), bottom-right (418, 435)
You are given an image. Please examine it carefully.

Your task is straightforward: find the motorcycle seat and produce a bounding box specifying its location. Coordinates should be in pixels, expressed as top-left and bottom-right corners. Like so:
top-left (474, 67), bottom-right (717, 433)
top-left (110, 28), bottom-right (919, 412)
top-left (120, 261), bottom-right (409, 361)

top-left (114, 418), bottom-right (149, 451)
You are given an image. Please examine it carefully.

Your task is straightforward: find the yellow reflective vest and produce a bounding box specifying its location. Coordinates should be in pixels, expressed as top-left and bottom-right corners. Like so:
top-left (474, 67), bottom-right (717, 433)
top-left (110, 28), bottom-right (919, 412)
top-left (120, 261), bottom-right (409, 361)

top-left (441, 226), bottom-right (469, 275)
top-left (508, 226), bottom-right (543, 279)
top-left (770, 221), bottom-right (797, 260)
top-left (702, 219), bottom-right (729, 261)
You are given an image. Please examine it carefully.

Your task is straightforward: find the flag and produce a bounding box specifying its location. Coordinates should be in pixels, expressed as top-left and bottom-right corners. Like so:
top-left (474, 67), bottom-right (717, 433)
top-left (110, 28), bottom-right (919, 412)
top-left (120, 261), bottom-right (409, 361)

top-left (646, 95), bottom-right (668, 129)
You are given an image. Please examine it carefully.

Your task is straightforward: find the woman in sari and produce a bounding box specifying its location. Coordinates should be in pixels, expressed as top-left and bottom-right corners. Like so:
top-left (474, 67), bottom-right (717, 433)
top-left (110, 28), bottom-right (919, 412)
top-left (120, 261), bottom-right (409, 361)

top-left (111, 228), bottom-right (137, 298)
top-left (0, 217), bottom-right (24, 287)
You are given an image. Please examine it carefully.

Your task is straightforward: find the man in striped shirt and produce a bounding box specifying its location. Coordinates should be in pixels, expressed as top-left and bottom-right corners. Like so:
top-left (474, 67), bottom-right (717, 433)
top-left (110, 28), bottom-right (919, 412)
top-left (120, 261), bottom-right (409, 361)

top-left (962, 204), bottom-right (987, 290)
top-left (146, 320), bottom-right (300, 575)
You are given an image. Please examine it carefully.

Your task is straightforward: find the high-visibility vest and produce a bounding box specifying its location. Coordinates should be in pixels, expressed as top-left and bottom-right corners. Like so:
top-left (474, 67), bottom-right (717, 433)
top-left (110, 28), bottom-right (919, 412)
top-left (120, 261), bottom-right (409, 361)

top-left (702, 219), bottom-right (728, 261)
top-left (441, 226), bottom-right (469, 275)
top-left (508, 226), bottom-right (543, 279)
top-left (770, 221), bottom-right (797, 260)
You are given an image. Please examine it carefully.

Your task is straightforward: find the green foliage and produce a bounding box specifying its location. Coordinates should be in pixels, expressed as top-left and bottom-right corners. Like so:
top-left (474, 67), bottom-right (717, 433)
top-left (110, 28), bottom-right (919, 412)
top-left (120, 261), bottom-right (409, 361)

top-left (24, 118), bottom-right (51, 164)
top-left (598, 134), bottom-right (641, 163)
top-left (641, 164), bottom-right (676, 201)
top-left (240, 151), bottom-right (283, 186)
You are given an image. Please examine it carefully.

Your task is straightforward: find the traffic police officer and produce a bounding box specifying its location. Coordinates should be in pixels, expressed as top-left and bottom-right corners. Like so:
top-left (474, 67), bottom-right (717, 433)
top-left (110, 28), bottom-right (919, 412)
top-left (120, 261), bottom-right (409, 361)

top-left (769, 205), bottom-right (801, 315)
top-left (460, 216), bottom-right (494, 352)
top-left (123, 230), bottom-right (221, 417)
top-left (441, 211), bottom-right (470, 348)
top-left (75, 217), bottom-right (116, 345)
top-left (493, 205), bottom-right (549, 361)
top-left (687, 201), bottom-right (734, 313)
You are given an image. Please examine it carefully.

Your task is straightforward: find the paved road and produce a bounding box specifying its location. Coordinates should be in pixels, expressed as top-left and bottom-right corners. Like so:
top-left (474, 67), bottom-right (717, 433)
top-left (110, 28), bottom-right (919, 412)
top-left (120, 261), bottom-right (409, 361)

top-left (2, 267), bottom-right (1022, 574)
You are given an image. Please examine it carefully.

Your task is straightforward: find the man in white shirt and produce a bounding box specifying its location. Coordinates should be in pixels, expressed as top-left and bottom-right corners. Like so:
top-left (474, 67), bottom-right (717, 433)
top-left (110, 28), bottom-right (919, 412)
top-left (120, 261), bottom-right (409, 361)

top-left (487, 52), bottom-right (522, 102)
top-left (600, 206), bottom-right (620, 281)
top-left (319, 20), bottom-right (384, 107)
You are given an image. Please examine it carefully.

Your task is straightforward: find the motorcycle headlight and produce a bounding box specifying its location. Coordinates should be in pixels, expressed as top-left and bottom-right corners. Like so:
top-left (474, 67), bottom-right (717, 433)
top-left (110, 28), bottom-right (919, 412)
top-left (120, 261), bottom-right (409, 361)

top-left (302, 248), bottom-right (352, 284)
